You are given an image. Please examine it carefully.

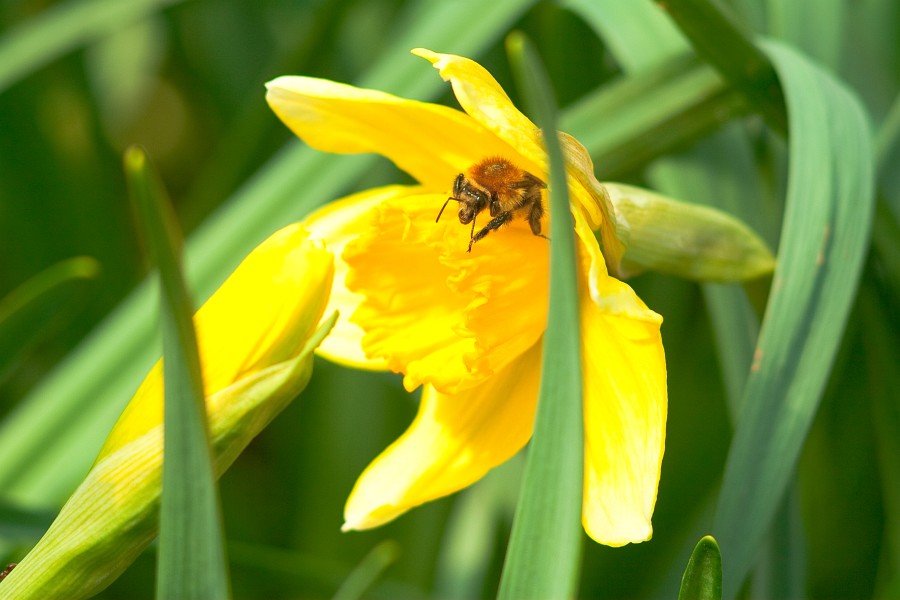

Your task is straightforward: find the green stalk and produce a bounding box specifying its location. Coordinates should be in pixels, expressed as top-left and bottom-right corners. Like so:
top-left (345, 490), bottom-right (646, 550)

top-left (125, 147), bottom-right (230, 600)
top-left (498, 32), bottom-right (584, 600)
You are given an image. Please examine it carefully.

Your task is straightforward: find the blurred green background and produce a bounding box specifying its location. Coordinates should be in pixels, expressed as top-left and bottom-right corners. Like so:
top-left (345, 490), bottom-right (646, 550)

top-left (1, 0), bottom-right (898, 598)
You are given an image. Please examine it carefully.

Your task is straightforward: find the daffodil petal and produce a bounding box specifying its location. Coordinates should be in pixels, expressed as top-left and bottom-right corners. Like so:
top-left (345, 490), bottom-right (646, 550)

top-left (265, 75), bottom-right (522, 190)
top-left (304, 185), bottom-right (428, 371)
top-left (412, 48), bottom-right (545, 175)
top-left (562, 133), bottom-right (625, 268)
top-left (579, 280), bottom-right (667, 546)
top-left (413, 49), bottom-right (622, 265)
top-left (97, 224), bottom-right (334, 459)
top-left (573, 212), bottom-right (658, 322)
top-left (343, 192), bottom-right (487, 393)
top-left (343, 342), bottom-right (541, 531)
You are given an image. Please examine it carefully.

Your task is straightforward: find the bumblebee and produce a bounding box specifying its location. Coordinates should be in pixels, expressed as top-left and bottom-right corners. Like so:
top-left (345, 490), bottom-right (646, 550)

top-left (435, 157), bottom-right (548, 252)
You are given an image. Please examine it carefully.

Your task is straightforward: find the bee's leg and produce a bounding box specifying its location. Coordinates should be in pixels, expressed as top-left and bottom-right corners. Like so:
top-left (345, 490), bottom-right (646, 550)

top-left (489, 196), bottom-right (503, 217)
top-left (468, 212), bottom-right (512, 252)
top-left (528, 199), bottom-right (550, 241)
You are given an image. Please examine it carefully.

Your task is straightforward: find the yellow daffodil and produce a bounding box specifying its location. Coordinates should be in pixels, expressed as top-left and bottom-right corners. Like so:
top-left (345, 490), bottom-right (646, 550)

top-left (266, 49), bottom-right (667, 546)
top-left (0, 226), bottom-right (334, 600)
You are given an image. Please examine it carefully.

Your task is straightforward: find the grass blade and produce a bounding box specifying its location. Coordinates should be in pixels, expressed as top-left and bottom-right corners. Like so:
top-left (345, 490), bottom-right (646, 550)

top-left (712, 40), bottom-right (875, 598)
top-left (124, 146), bottom-right (229, 600)
top-left (498, 32), bottom-right (583, 600)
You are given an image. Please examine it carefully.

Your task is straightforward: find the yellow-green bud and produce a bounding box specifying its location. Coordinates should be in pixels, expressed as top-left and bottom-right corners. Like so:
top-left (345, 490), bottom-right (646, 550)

top-left (602, 183), bottom-right (775, 282)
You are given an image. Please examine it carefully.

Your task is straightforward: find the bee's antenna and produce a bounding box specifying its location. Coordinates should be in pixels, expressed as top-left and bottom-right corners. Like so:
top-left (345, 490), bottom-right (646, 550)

top-left (436, 197), bottom-right (458, 223)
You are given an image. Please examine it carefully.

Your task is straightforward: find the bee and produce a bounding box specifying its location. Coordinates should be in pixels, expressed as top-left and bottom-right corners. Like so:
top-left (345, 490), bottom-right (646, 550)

top-left (435, 157), bottom-right (548, 252)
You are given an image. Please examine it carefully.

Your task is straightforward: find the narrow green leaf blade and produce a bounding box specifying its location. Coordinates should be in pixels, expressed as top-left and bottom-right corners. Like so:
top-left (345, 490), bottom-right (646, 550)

top-left (124, 146), bottom-right (229, 600)
top-left (656, 0), bottom-right (788, 134)
top-left (498, 33), bottom-right (583, 600)
top-left (561, 57), bottom-right (745, 180)
top-left (764, 0), bottom-right (845, 71)
top-left (712, 41), bottom-right (875, 599)
top-left (0, 257), bottom-right (100, 328)
top-left (562, 0), bottom-right (689, 73)
top-left (0, 0), bottom-right (187, 95)
top-left (678, 536), bottom-right (722, 600)
top-left (861, 288), bottom-right (900, 598)
top-left (0, 257), bottom-right (100, 384)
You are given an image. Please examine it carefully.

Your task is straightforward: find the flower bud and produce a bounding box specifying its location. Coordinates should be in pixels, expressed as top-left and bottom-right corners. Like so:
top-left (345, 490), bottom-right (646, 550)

top-left (603, 183), bottom-right (775, 281)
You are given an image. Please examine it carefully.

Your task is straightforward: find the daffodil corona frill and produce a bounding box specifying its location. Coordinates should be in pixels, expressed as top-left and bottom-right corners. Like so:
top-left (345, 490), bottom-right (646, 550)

top-left (0, 226), bottom-right (334, 600)
top-left (266, 49), bottom-right (667, 546)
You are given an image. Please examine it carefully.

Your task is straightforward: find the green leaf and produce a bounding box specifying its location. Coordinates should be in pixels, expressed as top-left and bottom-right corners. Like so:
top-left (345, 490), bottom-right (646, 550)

top-left (644, 126), bottom-right (769, 417)
top-left (861, 286), bottom-right (900, 598)
top-left (0, 257), bottom-right (100, 385)
top-left (561, 56), bottom-right (746, 180)
top-left (124, 146), bottom-right (230, 600)
top-left (712, 40), bottom-right (875, 599)
top-left (0, 0), bottom-right (188, 95)
top-left (678, 536), bottom-right (722, 600)
top-left (561, 0), bottom-right (689, 73)
top-left (656, 0), bottom-right (788, 134)
top-left (874, 95), bottom-right (900, 296)
top-left (876, 86), bottom-right (900, 180)
top-left (763, 0), bottom-right (845, 71)
top-left (0, 0), bottom-right (539, 509)
top-left (639, 127), bottom-right (768, 597)
top-left (750, 490), bottom-right (806, 600)
top-left (641, 130), bottom-right (767, 599)
top-left (498, 32), bottom-right (583, 600)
